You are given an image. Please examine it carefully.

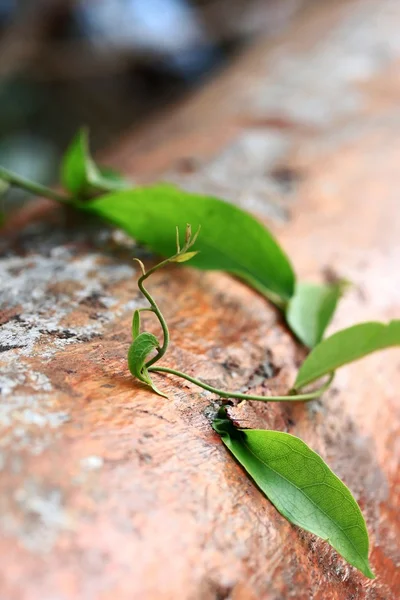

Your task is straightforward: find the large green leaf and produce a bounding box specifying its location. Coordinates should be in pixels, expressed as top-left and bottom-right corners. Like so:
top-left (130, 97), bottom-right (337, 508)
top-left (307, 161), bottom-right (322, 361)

top-left (286, 281), bottom-right (344, 348)
top-left (61, 129), bottom-right (127, 197)
top-left (213, 409), bottom-right (374, 578)
top-left (294, 320), bottom-right (400, 390)
top-left (83, 185), bottom-right (296, 303)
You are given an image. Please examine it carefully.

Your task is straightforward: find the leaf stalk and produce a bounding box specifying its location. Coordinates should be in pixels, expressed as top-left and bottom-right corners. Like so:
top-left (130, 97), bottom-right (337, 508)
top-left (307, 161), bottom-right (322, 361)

top-left (147, 366), bottom-right (333, 402)
top-left (0, 166), bottom-right (70, 204)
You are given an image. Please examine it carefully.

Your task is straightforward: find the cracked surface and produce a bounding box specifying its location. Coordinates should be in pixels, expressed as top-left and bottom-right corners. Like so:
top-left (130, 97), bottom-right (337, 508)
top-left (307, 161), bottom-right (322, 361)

top-left (1, 0), bottom-right (400, 598)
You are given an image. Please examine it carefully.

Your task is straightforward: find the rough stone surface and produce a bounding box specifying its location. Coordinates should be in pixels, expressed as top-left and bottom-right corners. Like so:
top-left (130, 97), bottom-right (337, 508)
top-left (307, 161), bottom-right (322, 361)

top-left (1, 0), bottom-right (400, 598)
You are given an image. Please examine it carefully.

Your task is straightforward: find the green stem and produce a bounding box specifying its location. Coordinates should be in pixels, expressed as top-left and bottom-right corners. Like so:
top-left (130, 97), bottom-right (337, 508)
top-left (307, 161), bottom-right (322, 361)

top-left (137, 257), bottom-right (173, 368)
top-left (0, 166), bottom-right (70, 204)
top-left (148, 366), bottom-right (334, 403)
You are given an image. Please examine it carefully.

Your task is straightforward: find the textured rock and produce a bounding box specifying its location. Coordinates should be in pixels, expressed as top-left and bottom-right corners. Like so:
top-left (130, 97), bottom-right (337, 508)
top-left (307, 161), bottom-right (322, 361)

top-left (1, 0), bottom-right (400, 598)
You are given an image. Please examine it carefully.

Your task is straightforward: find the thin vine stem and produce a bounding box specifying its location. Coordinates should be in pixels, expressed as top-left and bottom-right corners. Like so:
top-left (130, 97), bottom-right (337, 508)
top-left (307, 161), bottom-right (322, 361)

top-left (0, 166), bottom-right (70, 204)
top-left (135, 257), bottom-right (172, 368)
top-left (148, 366), bottom-right (334, 403)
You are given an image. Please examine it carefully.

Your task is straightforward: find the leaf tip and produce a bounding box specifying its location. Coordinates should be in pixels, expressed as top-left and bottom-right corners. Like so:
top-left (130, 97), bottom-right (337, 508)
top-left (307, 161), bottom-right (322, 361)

top-left (361, 561), bottom-right (375, 580)
top-left (150, 384), bottom-right (169, 399)
top-left (191, 224), bottom-right (201, 246)
top-left (185, 223), bottom-right (192, 244)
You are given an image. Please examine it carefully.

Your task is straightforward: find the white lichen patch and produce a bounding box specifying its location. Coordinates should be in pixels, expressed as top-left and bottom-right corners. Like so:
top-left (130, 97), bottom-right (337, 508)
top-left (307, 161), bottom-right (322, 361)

top-left (0, 479), bottom-right (73, 553)
top-left (80, 455), bottom-right (104, 471)
top-left (0, 320), bottom-right (42, 356)
top-left (0, 245), bottom-right (136, 358)
top-left (0, 353), bottom-right (64, 454)
top-left (0, 371), bottom-right (69, 455)
top-left (0, 394), bottom-right (70, 461)
top-left (0, 394), bottom-right (69, 429)
top-left (0, 360), bottom-right (53, 396)
top-left (0, 225), bottom-right (143, 463)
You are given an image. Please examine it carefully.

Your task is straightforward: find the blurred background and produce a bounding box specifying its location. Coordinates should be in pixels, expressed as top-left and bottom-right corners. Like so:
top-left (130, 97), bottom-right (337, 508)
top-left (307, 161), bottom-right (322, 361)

top-left (0, 0), bottom-right (311, 198)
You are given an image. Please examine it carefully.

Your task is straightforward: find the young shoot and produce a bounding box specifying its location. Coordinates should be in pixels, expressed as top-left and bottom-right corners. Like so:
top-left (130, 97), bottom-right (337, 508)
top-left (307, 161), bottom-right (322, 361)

top-left (127, 225), bottom-right (332, 403)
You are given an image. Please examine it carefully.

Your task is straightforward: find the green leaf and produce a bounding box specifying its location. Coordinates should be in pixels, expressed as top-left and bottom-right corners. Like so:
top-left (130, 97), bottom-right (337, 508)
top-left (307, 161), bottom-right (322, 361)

top-left (96, 166), bottom-right (127, 189)
top-left (294, 320), bottom-right (400, 390)
top-left (286, 281), bottom-right (344, 348)
top-left (170, 251), bottom-right (198, 263)
top-left (213, 409), bottom-right (374, 578)
top-left (82, 184), bottom-right (296, 303)
top-left (132, 309), bottom-right (140, 340)
top-left (61, 129), bottom-right (127, 197)
top-left (61, 128), bottom-right (96, 195)
top-left (89, 166), bottom-right (128, 194)
top-left (127, 332), bottom-right (167, 398)
top-left (128, 332), bottom-right (159, 383)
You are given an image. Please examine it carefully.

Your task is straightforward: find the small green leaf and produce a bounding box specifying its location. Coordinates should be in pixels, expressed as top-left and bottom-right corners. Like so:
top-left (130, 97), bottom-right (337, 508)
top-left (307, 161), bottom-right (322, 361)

top-left (82, 184), bottom-right (296, 303)
top-left (286, 281), bottom-right (345, 348)
top-left (128, 332), bottom-right (167, 398)
top-left (128, 332), bottom-right (159, 383)
top-left (294, 320), bottom-right (400, 390)
top-left (132, 310), bottom-right (140, 340)
top-left (61, 129), bottom-right (127, 197)
top-left (171, 251), bottom-right (198, 263)
top-left (213, 409), bottom-right (374, 578)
